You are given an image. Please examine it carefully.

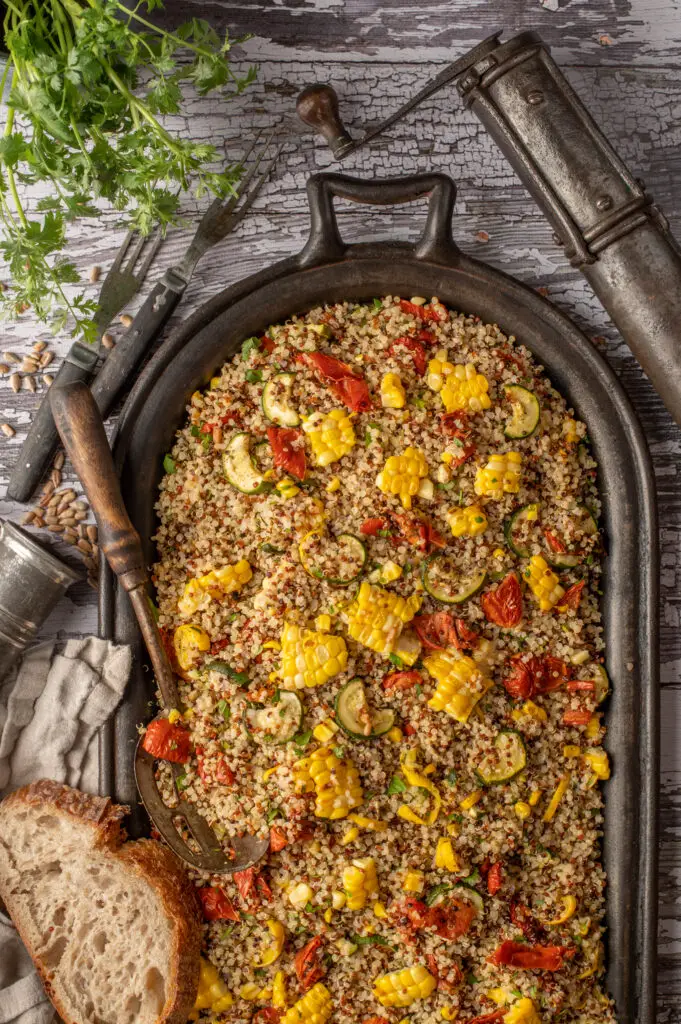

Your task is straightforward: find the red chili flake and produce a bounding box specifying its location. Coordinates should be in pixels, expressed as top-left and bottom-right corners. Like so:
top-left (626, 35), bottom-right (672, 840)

top-left (562, 709), bottom-right (593, 726)
top-left (260, 335), bottom-right (275, 354)
top-left (560, 580), bottom-right (586, 610)
top-left (269, 826), bottom-right (288, 852)
top-left (487, 862), bottom-right (503, 895)
top-left (481, 572), bottom-right (523, 628)
top-left (294, 936), bottom-right (325, 990)
top-left (399, 299), bottom-right (447, 322)
top-left (492, 347), bottom-right (527, 374)
top-left (360, 517), bottom-right (389, 536)
top-left (267, 426), bottom-right (306, 481)
top-left (393, 513), bottom-right (446, 552)
top-left (403, 723), bottom-right (417, 736)
top-left (389, 336), bottom-right (427, 375)
top-left (197, 886), bottom-right (240, 922)
top-left (382, 670), bottom-right (422, 692)
top-left (510, 900), bottom-right (545, 943)
top-left (298, 351), bottom-right (372, 412)
top-left (141, 718), bottom-right (191, 764)
top-left (490, 940), bottom-right (575, 971)
top-left (216, 757), bottom-right (235, 786)
top-left (543, 529), bottom-right (567, 553)
top-left (413, 611), bottom-right (458, 651)
top-left (416, 328), bottom-right (437, 345)
top-left (440, 411), bottom-right (471, 439)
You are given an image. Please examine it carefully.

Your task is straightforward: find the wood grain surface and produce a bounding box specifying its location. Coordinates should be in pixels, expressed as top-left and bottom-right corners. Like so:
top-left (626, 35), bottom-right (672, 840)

top-left (0, 0), bottom-right (678, 1014)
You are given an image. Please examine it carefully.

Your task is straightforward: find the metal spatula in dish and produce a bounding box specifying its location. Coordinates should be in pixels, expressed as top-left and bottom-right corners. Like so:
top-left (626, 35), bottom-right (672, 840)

top-left (50, 380), bottom-right (269, 874)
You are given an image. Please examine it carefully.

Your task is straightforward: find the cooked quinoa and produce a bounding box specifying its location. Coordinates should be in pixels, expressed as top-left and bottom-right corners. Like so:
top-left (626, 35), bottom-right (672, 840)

top-left (149, 296), bottom-right (615, 1024)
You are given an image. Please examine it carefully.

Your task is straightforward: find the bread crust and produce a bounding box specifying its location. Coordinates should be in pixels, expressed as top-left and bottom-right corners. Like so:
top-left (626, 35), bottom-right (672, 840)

top-left (0, 780), bottom-right (201, 1024)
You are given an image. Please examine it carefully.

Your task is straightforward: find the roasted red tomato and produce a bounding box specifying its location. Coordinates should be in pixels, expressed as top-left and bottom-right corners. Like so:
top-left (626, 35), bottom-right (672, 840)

top-left (216, 757), bottom-right (235, 787)
top-left (197, 886), bottom-right (240, 922)
top-left (429, 898), bottom-right (477, 941)
top-left (390, 897), bottom-right (430, 932)
top-left (360, 517), bottom-right (389, 536)
top-left (389, 336), bottom-right (427, 375)
top-left (382, 670), bottom-right (422, 692)
top-left (560, 580), bottom-right (586, 610)
top-left (440, 411), bottom-right (471, 439)
top-left (399, 298), bottom-right (446, 322)
top-left (252, 1009), bottom-right (282, 1023)
top-left (543, 528), bottom-right (568, 553)
top-left (234, 867), bottom-right (257, 902)
top-left (413, 611), bottom-right (459, 651)
top-left (393, 514), bottom-right (446, 552)
top-left (425, 953), bottom-right (462, 993)
top-left (504, 654), bottom-right (570, 700)
top-left (563, 709), bottom-right (593, 726)
top-left (459, 1012), bottom-right (505, 1024)
top-left (267, 426), bottom-right (306, 480)
top-left (481, 572), bottom-right (523, 627)
top-left (567, 679), bottom-right (595, 692)
top-left (487, 862), bottom-right (503, 896)
top-left (269, 825), bottom-right (288, 852)
top-left (490, 940), bottom-right (575, 971)
top-left (260, 335), bottom-right (276, 355)
top-left (299, 351), bottom-right (372, 412)
top-left (141, 718), bottom-right (191, 764)
top-left (294, 935), bottom-right (325, 990)
top-left (454, 618), bottom-right (479, 648)
top-left (510, 901), bottom-right (545, 943)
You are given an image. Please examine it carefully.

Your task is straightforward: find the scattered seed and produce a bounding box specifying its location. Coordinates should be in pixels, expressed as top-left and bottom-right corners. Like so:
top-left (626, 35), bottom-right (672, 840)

top-left (120, 313), bottom-right (133, 328)
top-left (1, 422), bottom-right (15, 437)
top-left (21, 511), bottom-right (35, 526)
top-left (60, 488), bottom-right (76, 504)
top-left (54, 451), bottom-right (65, 470)
top-left (43, 374), bottom-right (54, 386)
top-left (2, 351), bottom-right (19, 363)
top-left (60, 516), bottom-right (78, 527)
top-left (74, 510), bottom-right (88, 521)
top-left (71, 500), bottom-right (88, 511)
top-left (86, 524), bottom-right (98, 543)
top-left (101, 333), bottom-right (115, 350)
top-left (32, 340), bottom-right (47, 354)
top-left (40, 351), bottom-right (54, 368)
top-left (47, 524), bottom-right (65, 534)
top-left (89, 265), bottom-right (102, 283)
top-left (83, 555), bottom-right (97, 572)
top-left (10, 373), bottom-right (20, 393)
top-left (45, 510), bottom-right (59, 524)
top-left (23, 375), bottom-right (36, 393)
top-left (64, 528), bottom-right (79, 544)
top-left (21, 357), bottom-right (39, 372)
top-left (41, 480), bottom-right (55, 498)
top-left (48, 493), bottom-right (61, 509)
top-left (51, 468), bottom-right (62, 488)
top-left (0, 364), bottom-right (9, 374)
top-left (77, 539), bottom-right (92, 555)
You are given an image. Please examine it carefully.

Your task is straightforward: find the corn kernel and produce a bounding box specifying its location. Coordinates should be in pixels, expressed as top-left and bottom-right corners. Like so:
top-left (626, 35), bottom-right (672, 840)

top-left (276, 476), bottom-right (300, 499)
top-left (504, 997), bottom-right (541, 1024)
top-left (403, 870), bottom-right (425, 893)
top-left (282, 983), bottom-right (332, 1024)
top-left (374, 901), bottom-right (388, 918)
top-left (315, 613), bottom-right (332, 632)
top-left (511, 700), bottom-right (547, 724)
top-left (437, 362), bottom-right (491, 413)
top-left (303, 408), bottom-right (356, 466)
top-left (376, 447), bottom-right (431, 510)
top-left (343, 857), bottom-right (379, 911)
top-left (373, 966), bottom-right (437, 1008)
top-left (524, 555), bottom-right (565, 611)
top-left (441, 451), bottom-right (454, 465)
top-left (323, 907), bottom-right (333, 924)
top-left (288, 883), bottom-right (313, 909)
top-left (378, 559), bottom-right (403, 583)
top-left (168, 708), bottom-right (181, 725)
top-left (381, 372), bottom-right (407, 409)
top-left (488, 988), bottom-right (511, 1006)
top-left (442, 1008), bottom-right (458, 1021)
top-left (331, 890), bottom-right (347, 909)
top-left (280, 622), bottom-right (348, 690)
top-left (434, 836), bottom-right (461, 872)
top-left (528, 789), bottom-right (542, 806)
top-left (341, 826), bottom-right (359, 845)
top-left (345, 581), bottom-right (422, 658)
top-left (425, 649), bottom-right (493, 723)
top-left (263, 640), bottom-right (281, 650)
top-left (326, 476), bottom-right (341, 492)
top-left (447, 504), bottom-right (488, 538)
top-left (313, 718), bottom-right (339, 743)
top-left (387, 726), bottom-right (403, 743)
top-left (583, 748), bottom-right (610, 780)
top-left (514, 801), bottom-right (531, 820)
top-left (563, 744), bottom-right (581, 758)
top-left (493, 547), bottom-right (505, 559)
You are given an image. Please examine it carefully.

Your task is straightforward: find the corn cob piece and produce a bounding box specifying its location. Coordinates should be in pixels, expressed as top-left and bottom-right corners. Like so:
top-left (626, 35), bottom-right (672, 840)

top-left (523, 555), bottom-right (565, 611)
top-left (343, 856), bottom-right (379, 910)
top-left (178, 559), bottom-right (252, 615)
top-left (373, 966), bottom-right (437, 1008)
top-left (426, 353), bottom-right (455, 392)
top-left (424, 649), bottom-right (493, 722)
top-left (376, 447), bottom-right (431, 510)
top-left (303, 408), bottom-right (356, 466)
top-left (447, 504), bottom-right (488, 537)
top-left (282, 983), bottom-right (333, 1024)
top-left (474, 451), bottom-right (522, 498)
top-left (280, 622), bottom-right (348, 689)
top-left (439, 363), bottom-right (492, 414)
top-left (381, 372), bottom-right (406, 409)
top-left (193, 958), bottom-right (233, 1013)
top-left (293, 746), bottom-right (363, 819)
top-left (345, 581), bottom-right (422, 657)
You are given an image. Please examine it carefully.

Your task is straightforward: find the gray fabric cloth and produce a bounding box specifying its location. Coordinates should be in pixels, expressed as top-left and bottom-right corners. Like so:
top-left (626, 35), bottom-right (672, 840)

top-left (0, 637), bottom-right (131, 1024)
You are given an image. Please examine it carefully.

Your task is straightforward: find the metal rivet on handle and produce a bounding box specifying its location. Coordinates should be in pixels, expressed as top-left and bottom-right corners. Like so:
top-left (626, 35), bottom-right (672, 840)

top-left (526, 90), bottom-right (544, 105)
top-left (596, 195), bottom-right (613, 211)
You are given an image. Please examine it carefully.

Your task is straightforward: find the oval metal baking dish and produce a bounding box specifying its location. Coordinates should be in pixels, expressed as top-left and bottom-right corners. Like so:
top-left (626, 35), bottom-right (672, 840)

top-left (100, 173), bottom-right (659, 1024)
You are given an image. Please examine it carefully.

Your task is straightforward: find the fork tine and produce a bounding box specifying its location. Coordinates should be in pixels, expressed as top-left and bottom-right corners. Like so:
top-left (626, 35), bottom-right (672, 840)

top-left (216, 129), bottom-right (269, 218)
top-left (227, 140), bottom-right (284, 229)
top-left (124, 231), bottom-right (147, 271)
top-left (136, 229), bottom-right (163, 280)
top-left (110, 231), bottom-right (133, 272)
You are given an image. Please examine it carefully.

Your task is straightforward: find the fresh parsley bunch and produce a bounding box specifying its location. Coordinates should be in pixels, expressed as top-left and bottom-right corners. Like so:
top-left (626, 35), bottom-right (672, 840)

top-left (0, 0), bottom-right (255, 342)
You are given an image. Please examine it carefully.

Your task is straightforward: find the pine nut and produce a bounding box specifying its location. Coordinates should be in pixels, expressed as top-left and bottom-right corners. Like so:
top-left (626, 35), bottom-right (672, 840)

top-left (101, 333), bottom-right (115, 349)
top-left (43, 374), bottom-right (54, 386)
top-left (2, 351), bottom-right (19, 363)
top-left (54, 451), bottom-right (65, 470)
top-left (41, 479), bottom-right (55, 497)
top-left (40, 351), bottom-right (54, 368)
top-left (23, 375), bottom-right (36, 392)
top-left (64, 529), bottom-right (79, 544)
top-left (21, 357), bottom-right (38, 372)
top-left (60, 489), bottom-right (76, 504)
top-left (83, 556), bottom-right (97, 572)
top-left (1, 422), bottom-right (15, 437)
top-left (21, 511), bottom-right (35, 525)
top-left (47, 524), bottom-right (65, 533)
top-left (10, 373), bottom-right (20, 393)
top-left (0, 364), bottom-right (9, 374)
top-left (48, 493), bottom-right (61, 508)
top-left (86, 525), bottom-right (98, 543)
top-left (89, 265), bottom-right (101, 283)
top-left (51, 468), bottom-right (62, 488)
top-left (71, 499), bottom-right (88, 511)
top-left (77, 539), bottom-right (92, 555)
top-left (32, 505), bottom-right (44, 518)
top-left (120, 313), bottom-right (133, 327)
top-left (32, 340), bottom-right (47, 353)
top-left (60, 516), bottom-right (78, 527)
top-left (45, 510), bottom-right (59, 524)
top-left (74, 510), bottom-right (88, 521)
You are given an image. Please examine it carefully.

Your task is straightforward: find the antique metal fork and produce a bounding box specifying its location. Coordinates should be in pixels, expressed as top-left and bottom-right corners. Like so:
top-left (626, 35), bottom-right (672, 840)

top-left (7, 228), bottom-right (162, 503)
top-left (90, 131), bottom-right (284, 420)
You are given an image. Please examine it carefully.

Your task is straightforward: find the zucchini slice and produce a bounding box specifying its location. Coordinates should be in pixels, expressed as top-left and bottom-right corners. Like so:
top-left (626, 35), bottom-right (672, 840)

top-left (476, 730), bottom-right (527, 785)
top-left (581, 662), bottom-right (610, 705)
top-left (422, 552), bottom-right (486, 605)
top-left (262, 372), bottom-right (300, 427)
top-left (425, 882), bottom-right (485, 917)
top-left (546, 550), bottom-right (582, 569)
top-left (299, 531), bottom-right (367, 586)
top-left (223, 432), bottom-right (273, 495)
top-left (245, 691), bottom-right (303, 744)
top-left (335, 678), bottom-right (395, 739)
top-left (504, 384), bottom-right (540, 439)
top-left (504, 503), bottom-right (541, 558)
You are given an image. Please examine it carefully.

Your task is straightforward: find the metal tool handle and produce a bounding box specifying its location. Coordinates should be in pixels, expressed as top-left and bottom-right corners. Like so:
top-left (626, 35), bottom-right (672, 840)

top-left (90, 271), bottom-right (186, 419)
top-left (299, 172), bottom-right (460, 266)
top-left (296, 84), bottom-right (354, 158)
top-left (49, 381), bottom-right (179, 707)
top-left (6, 343), bottom-right (99, 503)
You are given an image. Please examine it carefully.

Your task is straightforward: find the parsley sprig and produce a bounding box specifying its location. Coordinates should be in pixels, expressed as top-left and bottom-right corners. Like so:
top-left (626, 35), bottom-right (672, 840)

top-left (0, 0), bottom-right (256, 341)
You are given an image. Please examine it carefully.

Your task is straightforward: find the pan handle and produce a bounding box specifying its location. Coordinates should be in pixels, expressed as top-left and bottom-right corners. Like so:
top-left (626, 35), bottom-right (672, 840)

top-left (299, 172), bottom-right (460, 267)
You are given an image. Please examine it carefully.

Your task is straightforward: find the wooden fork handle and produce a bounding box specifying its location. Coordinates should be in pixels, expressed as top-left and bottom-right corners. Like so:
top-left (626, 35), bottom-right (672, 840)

top-left (49, 381), bottom-right (147, 592)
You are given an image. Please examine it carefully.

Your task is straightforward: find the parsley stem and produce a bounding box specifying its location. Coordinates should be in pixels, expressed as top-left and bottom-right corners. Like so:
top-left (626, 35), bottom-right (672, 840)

top-left (113, 2), bottom-right (225, 60)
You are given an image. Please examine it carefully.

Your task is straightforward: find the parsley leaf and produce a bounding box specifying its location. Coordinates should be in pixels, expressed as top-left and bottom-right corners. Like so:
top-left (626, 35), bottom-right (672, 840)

top-left (387, 775), bottom-right (407, 795)
top-left (163, 454), bottom-right (176, 474)
top-left (206, 661), bottom-right (250, 686)
top-left (216, 699), bottom-right (231, 723)
top-left (245, 368), bottom-right (263, 384)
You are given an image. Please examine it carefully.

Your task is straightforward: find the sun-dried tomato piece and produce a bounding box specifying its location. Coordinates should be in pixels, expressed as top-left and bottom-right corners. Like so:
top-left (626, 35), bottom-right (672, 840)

top-left (413, 611), bottom-right (459, 651)
top-left (360, 517), bottom-right (389, 536)
top-left (490, 940), bottom-right (575, 971)
top-left (563, 709), bottom-right (593, 726)
top-left (487, 862), bottom-right (503, 895)
top-left (197, 886), bottom-right (240, 922)
top-left (141, 718), bottom-right (191, 764)
top-left (389, 336), bottom-right (427, 375)
top-left (382, 670), bottom-right (422, 692)
top-left (294, 935), bottom-right (325, 990)
top-left (269, 826), bottom-right (288, 852)
top-left (560, 580), bottom-right (586, 610)
top-left (481, 572), bottom-right (523, 627)
top-left (267, 426), bottom-right (306, 481)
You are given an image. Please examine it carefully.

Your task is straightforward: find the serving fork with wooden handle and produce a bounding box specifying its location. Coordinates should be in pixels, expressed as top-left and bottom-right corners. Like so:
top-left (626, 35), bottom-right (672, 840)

top-left (50, 379), bottom-right (269, 874)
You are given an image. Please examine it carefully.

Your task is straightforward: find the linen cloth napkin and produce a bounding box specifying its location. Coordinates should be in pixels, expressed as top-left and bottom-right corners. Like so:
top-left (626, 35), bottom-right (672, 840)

top-left (0, 637), bottom-right (132, 1024)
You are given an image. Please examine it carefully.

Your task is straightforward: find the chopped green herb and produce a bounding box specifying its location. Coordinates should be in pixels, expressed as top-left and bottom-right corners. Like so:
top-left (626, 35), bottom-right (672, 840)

top-left (387, 775), bottom-right (407, 795)
top-left (462, 867), bottom-right (481, 886)
top-left (415, 683), bottom-right (423, 696)
top-left (216, 699), bottom-right (231, 723)
top-left (304, 901), bottom-right (316, 913)
top-left (201, 436), bottom-right (211, 451)
top-left (175, 773), bottom-right (189, 791)
top-left (241, 336), bottom-right (262, 361)
top-left (467, 972), bottom-right (480, 986)
top-left (388, 653), bottom-right (404, 668)
top-left (260, 542), bottom-right (285, 555)
top-left (372, 298), bottom-right (383, 311)
top-left (292, 730), bottom-right (313, 751)
top-left (378, 529), bottom-right (392, 539)
top-left (272, 688), bottom-right (281, 704)
top-left (447, 812), bottom-right (463, 824)
top-left (163, 454), bottom-right (176, 474)
top-left (206, 661), bottom-right (250, 686)
top-left (253, 968), bottom-right (267, 979)
top-left (333, 745), bottom-right (346, 759)
top-left (147, 597), bottom-right (160, 623)
top-left (266, 806), bottom-right (283, 824)
top-left (219, 924), bottom-right (237, 941)
top-left (349, 933), bottom-right (393, 948)
top-left (190, 424), bottom-right (201, 437)
top-left (445, 769), bottom-right (457, 786)
top-left (245, 368), bottom-right (263, 384)
top-left (414, 394), bottom-right (426, 410)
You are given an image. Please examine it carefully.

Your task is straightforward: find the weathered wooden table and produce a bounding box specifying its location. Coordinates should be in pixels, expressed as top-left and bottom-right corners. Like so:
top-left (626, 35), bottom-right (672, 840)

top-left (0, 0), bottom-right (678, 1016)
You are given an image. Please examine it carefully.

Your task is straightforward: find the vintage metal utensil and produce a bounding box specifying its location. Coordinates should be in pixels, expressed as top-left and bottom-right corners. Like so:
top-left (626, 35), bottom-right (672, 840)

top-left (49, 380), bottom-right (268, 873)
top-left (8, 229), bottom-right (162, 504)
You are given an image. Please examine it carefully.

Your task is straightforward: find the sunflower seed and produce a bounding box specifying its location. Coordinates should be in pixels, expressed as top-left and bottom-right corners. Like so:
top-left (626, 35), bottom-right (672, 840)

top-left (73, 510), bottom-right (88, 521)
top-left (72, 500), bottom-right (88, 511)
top-left (47, 493), bottom-right (61, 509)
top-left (2, 351), bottom-right (19, 363)
top-left (120, 314), bottom-right (133, 328)
top-left (0, 364), bottom-right (9, 374)
top-left (47, 524), bottom-right (65, 534)
top-left (43, 374), bottom-right (54, 386)
top-left (32, 340), bottom-right (47, 354)
top-left (77, 539), bottom-right (92, 555)
top-left (60, 516), bottom-right (78, 527)
top-left (89, 265), bottom-right (101, 283)
top-left (10, 373), bottom-right (20, 393)
top-left (59, 488), bottom-right (76, 504)
top-left (101, 333), bottom-right (115, 350)
top-left (54, 451), bottom-right (65, 470)
top-left (1, 422), bottom-right (15, 437)
top-left (64, 528), bottom-right (79, 544)
top-left (23, 375), bottom-right (36, 393)
top-left (83, 556), bottom-right (97, 572)
top-left (40, 351), bottom-right (54, 368)
top-left (21, 357), bottom-right (38, 373)
top-left (86, 525), bottom-right (98, 543)
top-left (51, 468), bottom-right (62, 488)
top-left (21, 511), bottom-right (35, 526)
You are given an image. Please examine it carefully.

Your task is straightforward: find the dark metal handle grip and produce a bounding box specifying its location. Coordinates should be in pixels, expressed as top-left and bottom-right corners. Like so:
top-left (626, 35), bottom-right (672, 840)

top-left (49, 381), bottom-right (146, 591)
top-left (296, 84), bottom-right (354, 158)
top-left (299, 172), bottom-right (459, 267)
top-left (91, 273), bottom-right (185, 419)
top-left (7, 346), bottom-right (98, 503)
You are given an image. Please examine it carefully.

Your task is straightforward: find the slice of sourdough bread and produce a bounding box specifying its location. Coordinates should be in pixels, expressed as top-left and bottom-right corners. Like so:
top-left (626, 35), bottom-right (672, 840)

top-left (0, 780), bottom-right (201, 1024)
